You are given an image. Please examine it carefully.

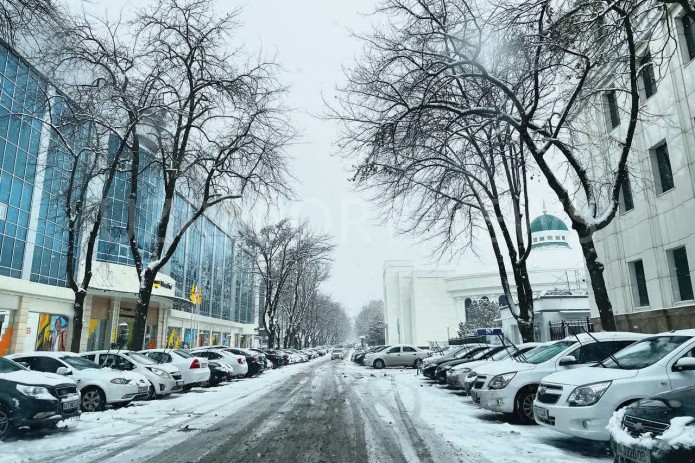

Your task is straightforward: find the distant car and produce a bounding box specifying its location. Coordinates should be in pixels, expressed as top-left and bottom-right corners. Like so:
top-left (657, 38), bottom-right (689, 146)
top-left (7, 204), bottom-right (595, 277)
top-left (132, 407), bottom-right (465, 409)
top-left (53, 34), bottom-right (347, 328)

top-left (332, 349), bottom-right (344, 360)
top-left (365, 344), bottom-right (431, 369)
top-left (354, 346), bottom-right (387, 365)
top-left (82, 350), bottom-right (182, 399)
top-left (0, 356), bottom-right (80, 439)
top-left (421, 344), bottom-right (490, 378)
top-left (139, 349), bottom-right (210, 390)
top-left (9, 352), bottom-right (149, 412)
top-left (190, 348), bottom-right (248, 378)
top-left (609, 385), bottom-right (695, 463)
top-left (259, 350), bottom-right (286, 368)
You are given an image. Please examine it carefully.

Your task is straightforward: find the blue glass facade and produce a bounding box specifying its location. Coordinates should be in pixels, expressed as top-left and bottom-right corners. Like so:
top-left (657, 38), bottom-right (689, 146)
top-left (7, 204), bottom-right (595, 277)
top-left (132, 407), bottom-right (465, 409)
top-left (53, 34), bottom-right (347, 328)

top-left (0, 44), bottom-right (44, 278)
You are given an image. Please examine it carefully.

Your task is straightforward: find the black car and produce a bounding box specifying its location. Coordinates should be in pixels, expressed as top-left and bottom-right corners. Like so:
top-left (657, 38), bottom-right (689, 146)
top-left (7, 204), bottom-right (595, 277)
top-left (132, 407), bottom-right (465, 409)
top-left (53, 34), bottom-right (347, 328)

top-left (422, 345), bottom-right (489, 379)
top-left (0, 357), bottom-right (80, 439)
top-left (225, 348), bottom-right (266, 377)
top-left (258, 349), bottom-right (285, 368)
top-left (433, 346), bottom-right (506, 383)
top-left (205, 361), bottom-right (229, 387)
top-left (610, 386), bottom-right (695, 463)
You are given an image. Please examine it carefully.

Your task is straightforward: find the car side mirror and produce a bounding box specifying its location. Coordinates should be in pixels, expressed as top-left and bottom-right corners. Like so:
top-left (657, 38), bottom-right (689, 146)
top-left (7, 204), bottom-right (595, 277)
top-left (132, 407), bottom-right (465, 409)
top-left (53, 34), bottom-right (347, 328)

top-left (673, 357), bottom-right (695, 372)
top-left (17, 361), bottom-right (30, 369)
top-left (559, 355), bottom-right (578, 366)
top-left (56, 366), bottom-right (71, 376)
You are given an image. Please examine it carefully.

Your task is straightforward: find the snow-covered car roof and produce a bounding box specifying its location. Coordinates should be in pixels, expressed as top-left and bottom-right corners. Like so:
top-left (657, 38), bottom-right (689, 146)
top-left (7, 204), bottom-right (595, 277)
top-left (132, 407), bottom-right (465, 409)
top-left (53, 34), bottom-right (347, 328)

top-left (562, 331), bottom-right (648, 342)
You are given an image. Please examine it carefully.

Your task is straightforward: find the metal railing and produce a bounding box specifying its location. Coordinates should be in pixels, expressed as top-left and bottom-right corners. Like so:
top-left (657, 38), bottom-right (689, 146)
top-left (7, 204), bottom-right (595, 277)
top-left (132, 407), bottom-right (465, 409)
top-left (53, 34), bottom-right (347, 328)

top-left (548, 318), bottom-right (594, 341)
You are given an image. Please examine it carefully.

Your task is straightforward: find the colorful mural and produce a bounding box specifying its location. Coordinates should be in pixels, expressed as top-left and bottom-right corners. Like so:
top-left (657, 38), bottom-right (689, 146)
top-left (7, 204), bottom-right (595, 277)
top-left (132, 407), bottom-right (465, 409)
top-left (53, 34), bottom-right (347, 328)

top-left (35, 313), bottom-right (69, 351)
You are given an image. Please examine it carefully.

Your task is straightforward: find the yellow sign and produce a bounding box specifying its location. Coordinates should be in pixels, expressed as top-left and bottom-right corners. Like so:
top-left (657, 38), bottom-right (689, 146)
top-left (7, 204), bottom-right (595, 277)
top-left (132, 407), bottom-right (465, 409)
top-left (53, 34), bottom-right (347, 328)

top-left (189, 284), bottom-right (196, 303)
top-left (196, 286), bottom-right (203, 305)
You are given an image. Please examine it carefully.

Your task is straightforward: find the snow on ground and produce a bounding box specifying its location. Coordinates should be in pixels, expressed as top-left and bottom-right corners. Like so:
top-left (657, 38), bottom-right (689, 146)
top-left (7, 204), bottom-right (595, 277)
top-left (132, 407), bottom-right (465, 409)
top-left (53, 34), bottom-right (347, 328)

top-left (341, 362), bottom-right (613, 463)
top-left (1, 359), bottom-right (321, 463)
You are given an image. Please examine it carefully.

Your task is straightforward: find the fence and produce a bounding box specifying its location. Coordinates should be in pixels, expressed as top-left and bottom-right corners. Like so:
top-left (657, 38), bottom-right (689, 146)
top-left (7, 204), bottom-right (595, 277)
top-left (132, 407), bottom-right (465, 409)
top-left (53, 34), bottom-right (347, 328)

top-left (548, 318), bottom-right (594, 341)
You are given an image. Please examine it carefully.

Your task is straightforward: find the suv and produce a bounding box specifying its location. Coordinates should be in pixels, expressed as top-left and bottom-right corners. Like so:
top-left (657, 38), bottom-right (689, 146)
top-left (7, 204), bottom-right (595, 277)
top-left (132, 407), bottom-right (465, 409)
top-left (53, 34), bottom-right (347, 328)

top-left (472, 332), bottom-right (647, 423)
top-left (0, 356), bottom-right (80, 439)
top-left (9, 352), bottom-right (149, 412)
top-left (534, 330), bottom-right (695, 441)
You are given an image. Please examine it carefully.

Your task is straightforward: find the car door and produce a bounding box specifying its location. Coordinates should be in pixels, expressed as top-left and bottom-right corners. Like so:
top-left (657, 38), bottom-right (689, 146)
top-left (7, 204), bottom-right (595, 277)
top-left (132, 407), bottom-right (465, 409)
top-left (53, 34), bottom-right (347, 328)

top-left (560, 341), bottom-right (634, 369)
top-left (102, 354), bottom-right (136, 372)
top-left (384, 346), bottom-right (401, 366)
top-left (667, 341), bottom-right (695, 390)
top-left (401, 346), bottom-right (418, 366)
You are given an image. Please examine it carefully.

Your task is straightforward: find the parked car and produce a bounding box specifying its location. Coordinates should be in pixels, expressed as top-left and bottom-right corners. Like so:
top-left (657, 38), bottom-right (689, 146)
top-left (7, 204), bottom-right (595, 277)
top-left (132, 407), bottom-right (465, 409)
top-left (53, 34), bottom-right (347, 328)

top-left (422, 344), bottom-right (490, 378)
top-left (206, 361), bottom-right (232, 386)
top-left (608, 385), bottom-right (695, 463)
top-left (260, 350), bottom-right (287, 368)
top-left (190, 348), bottom-right (248, 378)
top-left (82, 350), bottom-right (182, 399)
top-left (434, 346), bottom-right (506, 383)
top-left (224, 348), bottom-right (266, 376)
top-left (354, 346), bottom-right (386, 365)
top-left (365, 344), bottom-right (432, 369)
top-left (472, 332), bottom-right (647, 423)
top-left (8, 351), bottom-right (149, 412)
top-left (448, 343), bottom-right (542, 390)
top-left (139, 349), bottom-right (210, 390)
top-left (0, 356), bottom-right (80, 439)
top-left (332, 349), bottom-right (344, 360)
top-left (534, 330), bottom-right (695, 441)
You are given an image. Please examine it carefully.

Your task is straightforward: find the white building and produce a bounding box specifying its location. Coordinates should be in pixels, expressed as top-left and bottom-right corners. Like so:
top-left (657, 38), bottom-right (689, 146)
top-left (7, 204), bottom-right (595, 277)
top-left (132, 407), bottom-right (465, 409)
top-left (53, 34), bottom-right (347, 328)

top-left (588, 6), bottom-right (695, 333)
top-left (383, 213), bottom-right (590, 346)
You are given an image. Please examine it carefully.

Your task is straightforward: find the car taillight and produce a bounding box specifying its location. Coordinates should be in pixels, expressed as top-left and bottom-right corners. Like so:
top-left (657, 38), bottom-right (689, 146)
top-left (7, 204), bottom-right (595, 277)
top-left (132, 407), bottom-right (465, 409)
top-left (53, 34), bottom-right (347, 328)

top-left (191, 358), bottom-right (201, 369)
top-left (284, 354), bottom-right (289, 359)
top-left (237, 358), bottom-right (243, 365)
top-left (253, 355), bottom-right (258, 362)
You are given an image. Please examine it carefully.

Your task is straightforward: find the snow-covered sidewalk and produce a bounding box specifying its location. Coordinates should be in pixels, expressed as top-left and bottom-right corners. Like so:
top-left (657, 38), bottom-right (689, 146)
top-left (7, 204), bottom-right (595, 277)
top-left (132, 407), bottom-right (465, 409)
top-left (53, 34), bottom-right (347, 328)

top-left (2, 359), bottom-right (322, 463)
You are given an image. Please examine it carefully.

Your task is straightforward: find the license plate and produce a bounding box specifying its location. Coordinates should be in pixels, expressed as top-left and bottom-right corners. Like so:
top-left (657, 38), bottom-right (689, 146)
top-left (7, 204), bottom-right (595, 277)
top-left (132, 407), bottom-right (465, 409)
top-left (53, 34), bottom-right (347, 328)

top-left (62, 400), bottom-right (78, 410)
top-left (615, 443), bottom-right (651, 463)
top-left (533, 405), bottom-right (549, 421)
top-left (138, 386), bottom-right (148, 394)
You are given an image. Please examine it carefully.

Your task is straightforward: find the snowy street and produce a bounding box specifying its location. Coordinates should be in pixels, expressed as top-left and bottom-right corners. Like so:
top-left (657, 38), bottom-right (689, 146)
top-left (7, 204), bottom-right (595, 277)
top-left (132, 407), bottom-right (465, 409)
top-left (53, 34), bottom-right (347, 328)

top-left (3, 353), bottom-right (615, 463)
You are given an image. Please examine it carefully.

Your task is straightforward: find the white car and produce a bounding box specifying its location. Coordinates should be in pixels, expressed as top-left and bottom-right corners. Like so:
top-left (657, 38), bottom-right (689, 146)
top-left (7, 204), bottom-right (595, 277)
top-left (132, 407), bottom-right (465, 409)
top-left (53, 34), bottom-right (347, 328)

top-left (533, 329), bottom-right (695, 441)
top-left (447, 342), bottom-right (542, 390)
top-left (364, 344), bottom-right (430, 369)
top-left (190, 348), bottom-right (248, 378)
top-left (331, 349), bottom-right (344, 360)
top-left (82, 350), bottom-right (184, 398)
top-left (472, 332), bottom-right (647, 423)
top-left (139, 349), bottom-right (210, 390)
top-left (9, 351), bottom-right (150, 412)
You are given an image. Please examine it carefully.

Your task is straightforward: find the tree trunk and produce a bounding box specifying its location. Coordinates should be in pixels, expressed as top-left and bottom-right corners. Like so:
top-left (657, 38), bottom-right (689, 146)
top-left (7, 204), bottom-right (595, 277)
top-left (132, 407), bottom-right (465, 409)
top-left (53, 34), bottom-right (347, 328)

top-left (267, 330), bottom-right (275, 349)
top-left (130, 272), bottom-right (156, 350)
top-left (511, 261), bottom-right (535, 342)
top-left (579, 234), bottom-right (617, 331)
top-left (70, 291), bottom-right (87, 353)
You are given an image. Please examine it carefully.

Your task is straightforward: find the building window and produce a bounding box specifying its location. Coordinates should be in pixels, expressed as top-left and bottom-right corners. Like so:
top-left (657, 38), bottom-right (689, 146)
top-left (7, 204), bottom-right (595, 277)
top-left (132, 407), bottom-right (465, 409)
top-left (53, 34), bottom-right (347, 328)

top-left (555, 235), bottom-right (561, 240)
top-left (533, 237), bottom-right (537, 243)
top-left (682, 15), bottom-right (695, 61)
top-left (498, 295), bottom-right (508, 307)
top-left (650, 143), bottom-right (674, 194)
top-left (628, 259), bottom-right (650, 307)
top-left (619, 174), bottom-right (635, 212)
top-left (539, 237), bottom-right (545, 242)
top-left (603, 90), bottom-right (620, 130)
top-left (668, 247), bottom-right (694, 302)
top-left (640, 52), bottom-right (657, 99)
top-left (464, 298), bottom-right (472, 310)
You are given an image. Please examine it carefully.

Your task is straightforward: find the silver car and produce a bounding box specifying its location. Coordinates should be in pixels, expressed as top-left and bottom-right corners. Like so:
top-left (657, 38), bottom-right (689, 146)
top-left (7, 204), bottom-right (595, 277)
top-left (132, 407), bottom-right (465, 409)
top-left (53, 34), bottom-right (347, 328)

top-left (365, 344), bottom-right (429, 368)
top-left (331, 349), bottom-right (344, 360)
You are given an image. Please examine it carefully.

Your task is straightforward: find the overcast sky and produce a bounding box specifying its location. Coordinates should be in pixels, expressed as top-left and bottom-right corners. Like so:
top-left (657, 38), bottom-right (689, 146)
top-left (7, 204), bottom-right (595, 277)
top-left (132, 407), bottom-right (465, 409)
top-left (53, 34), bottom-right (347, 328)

top-left (66, 0), bottom-right (575, 316)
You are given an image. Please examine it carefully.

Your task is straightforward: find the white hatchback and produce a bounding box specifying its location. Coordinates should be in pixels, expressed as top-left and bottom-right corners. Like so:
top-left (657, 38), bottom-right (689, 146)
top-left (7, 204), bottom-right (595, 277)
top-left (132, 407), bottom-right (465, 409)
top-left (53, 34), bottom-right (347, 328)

top-left (139, 349), bottom-right (210, 390)
top-left (9, 352), bottom-right (150, 412)
top-left (534, 330), bottom-right (695, 441)
top-left (472, 332), bottom-right (647, 423)
top-left (82, 350), bottom-right (184, 398)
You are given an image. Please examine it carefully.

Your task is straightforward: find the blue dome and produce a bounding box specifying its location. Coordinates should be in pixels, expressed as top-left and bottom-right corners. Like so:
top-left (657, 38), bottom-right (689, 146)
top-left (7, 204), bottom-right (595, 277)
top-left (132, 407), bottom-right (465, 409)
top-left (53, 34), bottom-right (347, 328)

top-left (530, 214), bottom-right (569, 233)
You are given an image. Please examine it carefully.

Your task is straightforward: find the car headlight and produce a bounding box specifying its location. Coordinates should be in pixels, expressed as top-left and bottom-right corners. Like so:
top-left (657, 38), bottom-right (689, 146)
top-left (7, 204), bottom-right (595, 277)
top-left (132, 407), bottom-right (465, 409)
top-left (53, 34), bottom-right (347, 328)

top-left (567, 381), bottom-right (612, 407)
top-left (489, 372), bottom-right (516, 390)
top-left (110, 378), bottom-right (130, 385)
top-left (148, 367), bottom-right (172, 379)
top-left (466, 371), bottom-right (478, 379)
top-left (16, 384), bottom-right (55, 400)
top-left (456, 367), bottom-right (471, 374)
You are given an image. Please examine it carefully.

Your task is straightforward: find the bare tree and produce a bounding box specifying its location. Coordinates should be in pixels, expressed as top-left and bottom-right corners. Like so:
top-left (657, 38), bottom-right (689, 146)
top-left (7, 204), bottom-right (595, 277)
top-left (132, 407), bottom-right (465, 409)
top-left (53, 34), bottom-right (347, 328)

top-left (0, 0), bottom-right (61, 44)
top-left (354, 300), bottom-right (385, 345)
top-left (241, 220), bottom-right (333, 348)
top-left (282, 259), bottom-right (331, 348)
top-left (51, 0), bottom-right (292, 349)
top-left (335, 0), bottom-right (674, 331)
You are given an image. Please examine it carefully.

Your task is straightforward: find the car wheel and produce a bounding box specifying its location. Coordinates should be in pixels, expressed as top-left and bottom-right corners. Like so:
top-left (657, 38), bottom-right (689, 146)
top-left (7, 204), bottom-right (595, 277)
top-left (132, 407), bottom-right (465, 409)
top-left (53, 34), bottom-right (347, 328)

top-left (514, 387), bottom-right (537, 424)
top-left (147, 384), bottom-right (157, 400)
top-left (81, 387), bottom-right (106, 412)
top-left (0, 405), bottom-right (14, 440)
top-left (182, 384), bottom-right (193, 391)
top-left (374, 359), bottom-right (385, 369)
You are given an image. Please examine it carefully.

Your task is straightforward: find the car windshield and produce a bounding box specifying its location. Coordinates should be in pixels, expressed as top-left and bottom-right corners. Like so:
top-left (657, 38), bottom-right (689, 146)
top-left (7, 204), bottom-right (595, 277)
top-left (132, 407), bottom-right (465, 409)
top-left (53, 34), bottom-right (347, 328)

top-left (603, 336), bottom-right (692, 370)
top-left (455, 347), bottom-right (485, 359)
top-left (175, 349), bottom-right (193, 358)
top-left (523, 341), bottom-right (577, 364)
top-left (61, 355), bottom-right (100, 370)
top-left (0, 357), bottom-right (25, 373)
top-left (125, 352), bottom-right (157, 365)
top-left (491, 348), bottom-right (516, 361)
